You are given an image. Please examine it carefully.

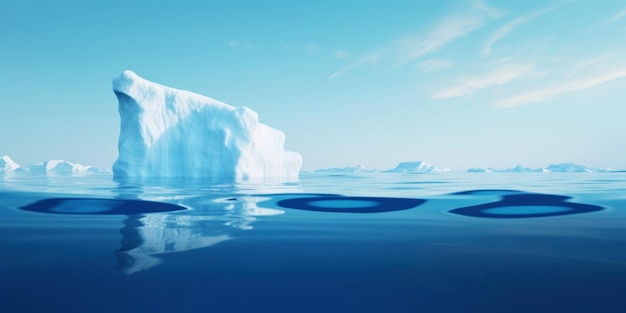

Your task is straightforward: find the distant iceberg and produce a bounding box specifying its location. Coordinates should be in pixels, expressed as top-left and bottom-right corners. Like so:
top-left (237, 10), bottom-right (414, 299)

top-left (468, 165), bottom-right (543, 173)
top-left (314, 164), bottom-right (377, 173)
top-left (0, 156), bottom-right (108, 175)
top-left (26, 160), bottom-right (92, 174)
top-left (544, 163), bottom-right (593, 173)
top-left (384, 161), bottom-right (451, 173)
top-left (468, 163), bottom-right (619, 173)
top-left (0, 155), bottom-right (21, 172)
top-left (112, 70), bottom-right (302, 180)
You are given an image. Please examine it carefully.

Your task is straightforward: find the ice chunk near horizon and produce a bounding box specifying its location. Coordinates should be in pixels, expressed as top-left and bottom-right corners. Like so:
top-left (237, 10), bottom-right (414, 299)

top-left (1, 155), bottom-right (21, 172)
top-left (112, 70), bottom-right (302, 180)
top-left (468, 165), bottom-right (543, 173)
top-left (1, 156), bottom-right (108, 175)
top-left (314, 164), bottom-right (377, 173)
top-left (24, 160), bottom-right (106, 175)
top-left (467, 163), bottom-right (621, 173)
top-left (385, 161), bottom-right (451, 173)
top-left (544, 163), bottom-right (593, 173)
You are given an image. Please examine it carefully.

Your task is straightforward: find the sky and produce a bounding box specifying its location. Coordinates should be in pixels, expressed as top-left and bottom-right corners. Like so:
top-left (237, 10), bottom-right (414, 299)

top-left (1, 0), bottom-right (625, 171)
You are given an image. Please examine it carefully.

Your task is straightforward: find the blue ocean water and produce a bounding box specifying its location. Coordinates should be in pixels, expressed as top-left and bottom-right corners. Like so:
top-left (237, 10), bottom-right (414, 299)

top-left (1, 172), bottom-right (625, 313)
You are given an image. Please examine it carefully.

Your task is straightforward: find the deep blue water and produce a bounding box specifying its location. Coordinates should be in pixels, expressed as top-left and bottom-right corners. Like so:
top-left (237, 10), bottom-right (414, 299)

top-left (1, 172), bottom-right (625, 313)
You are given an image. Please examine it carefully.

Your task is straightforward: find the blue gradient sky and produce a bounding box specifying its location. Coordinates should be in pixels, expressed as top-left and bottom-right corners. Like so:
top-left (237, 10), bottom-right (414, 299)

top-left (1, 0), bottom-right (625, 171)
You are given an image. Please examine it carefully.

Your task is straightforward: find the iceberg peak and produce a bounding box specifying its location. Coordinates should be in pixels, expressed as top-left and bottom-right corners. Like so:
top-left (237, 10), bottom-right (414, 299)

top-left (112, 70), bottom-right (302, 179)
top-left (385, 161), bottom-right (451, 173)
top-left (1, 155), bottom-right (21, 172)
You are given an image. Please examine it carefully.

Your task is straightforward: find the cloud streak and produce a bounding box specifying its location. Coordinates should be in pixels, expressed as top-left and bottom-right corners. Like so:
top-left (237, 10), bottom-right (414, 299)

top-left (329, 54), bottom-right (379, 79)
top-left (228, 41), bottom-right (254, 49)
top-left (495, 67), bottom-right (626, 108)
top-left (483, 4), bottom-right (563, 56)
top-left (330, 2), bottom-right (503, 78)
top-left (397, 15), bottom-right (485, 64)
top-left (417, 59), bottom-right (454, 72)
top-left (604, 7), bottom-right (626, 24)
top-left (432, 63), bottom-right (535, 98)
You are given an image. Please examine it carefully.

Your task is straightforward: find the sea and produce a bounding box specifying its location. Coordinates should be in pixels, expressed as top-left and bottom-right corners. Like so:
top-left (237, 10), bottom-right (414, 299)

top-left (1, 172), bottom-right (625, 313)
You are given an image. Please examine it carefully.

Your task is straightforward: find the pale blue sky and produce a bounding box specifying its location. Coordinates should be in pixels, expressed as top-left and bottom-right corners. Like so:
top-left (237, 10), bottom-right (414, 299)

top-left (1, 0), bottom-right (625, 171)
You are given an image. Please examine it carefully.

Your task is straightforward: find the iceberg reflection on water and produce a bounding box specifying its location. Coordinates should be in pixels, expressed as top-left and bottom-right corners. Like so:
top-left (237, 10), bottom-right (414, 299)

top-left (20, 194), bottom-right (286, 274)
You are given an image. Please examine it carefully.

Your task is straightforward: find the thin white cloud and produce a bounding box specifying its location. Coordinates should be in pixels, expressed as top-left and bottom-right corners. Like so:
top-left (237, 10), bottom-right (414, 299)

top-left (495, 67), bottom-right (626, 108)
top-left (334, 50), bottom-right (350, 59)
top-left (604, 7), bottom-right (626, 24)
top-left (473, 0), bottom-right (506, 19)
top-left (228, 41), bottom-right (254, 49)
top-left (329, 54), bottom-right (379, 79)
top-left (563, 53), bottom-right (619, 78)
top-left (397, 15), bottom-right (485, 64)
top-left (306, 45), bottom-right (321, 55)
top-left (483, 4), bottom-right (563, 56)
top-left (330, 2), bottom-right (503, 77)
top-left (417, 59), bottom-right (454, 72)
top-left (432, 63), bottom-right (535, 99)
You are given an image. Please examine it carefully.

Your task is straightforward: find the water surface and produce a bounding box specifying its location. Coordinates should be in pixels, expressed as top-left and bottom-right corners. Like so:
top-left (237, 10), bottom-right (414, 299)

top-left (1, 172), bottom-right (625, 312)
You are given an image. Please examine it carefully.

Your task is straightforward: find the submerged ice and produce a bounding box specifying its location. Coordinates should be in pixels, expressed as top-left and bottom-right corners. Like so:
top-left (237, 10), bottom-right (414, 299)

top-left (112, 71), bottom-right (302, 179)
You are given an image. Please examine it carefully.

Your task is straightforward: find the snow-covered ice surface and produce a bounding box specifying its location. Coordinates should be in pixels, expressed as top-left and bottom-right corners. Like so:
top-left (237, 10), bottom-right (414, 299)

top-left (112, 70), bottom-right (302, 180)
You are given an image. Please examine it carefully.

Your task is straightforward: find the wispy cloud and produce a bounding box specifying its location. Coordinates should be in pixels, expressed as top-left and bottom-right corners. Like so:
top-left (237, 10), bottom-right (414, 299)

top-left (397, 15), bottom-right (485, 64)
top-left (330, 2), bottom-right (503, 78)
top-left (432, 63), bottom-right (535, 99)
top-left (334, 50), bottom-right (350, 59)
top-left (396, 1), bottom-right (504, 63)
top-left (604, 7), bottom-right (626, 24)
top-left (417, 59), bottom-right (454, 72)
top-left (563, 53), bottom-right (619, 78)
top-left (483, 4), bottom-right (563, 56)
top-left (329, 54), bottom-right (379, 79)
top-left (495, 67), bottom-right (626, 108)
top-left (305, 45), bottom-right (321, 55)
top-left (473, 0), bottom-right (506, 19)
top-left (228, 41), bottom-right (254, 49)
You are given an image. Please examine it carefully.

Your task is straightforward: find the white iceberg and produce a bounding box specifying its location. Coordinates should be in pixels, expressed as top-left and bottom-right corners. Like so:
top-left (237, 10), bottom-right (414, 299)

top-left (0, 155), bottom-right (21, 172)
top-left (24, 159), bottom-right (105, 175)
top-left (467, 163), bottom-right (620, 173)
top-left (543, 163), bottom-right (593, 173)
top-left (384, 161), bottom-right (451, 173)
top-left (468, 165), bottom-right (542, 173)
top-left (314, 164), bottom-right (377, 173)
top-left (112, 70), bottom-right (302, 180)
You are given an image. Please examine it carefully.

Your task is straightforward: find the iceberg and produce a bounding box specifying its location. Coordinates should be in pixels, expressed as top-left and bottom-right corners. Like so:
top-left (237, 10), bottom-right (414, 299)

top-left (0, 157), bottom-right (108, 175)
top-left (467, 165), bottom-right (542, 173)
top-left (384, 161), bottom-right (451, 173)
top-left (467, 163), bottom-right (619, 173)
top-left (112, 70), bottom-right (302, 180)
top-left (544, 163), bottom-right (593, 173)
top-left (23, 160), bottom-right (106, 175)
top-left (0, 155), bottom-right (21, 172)
top-left (314, 164), bottom-right (377, 173)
